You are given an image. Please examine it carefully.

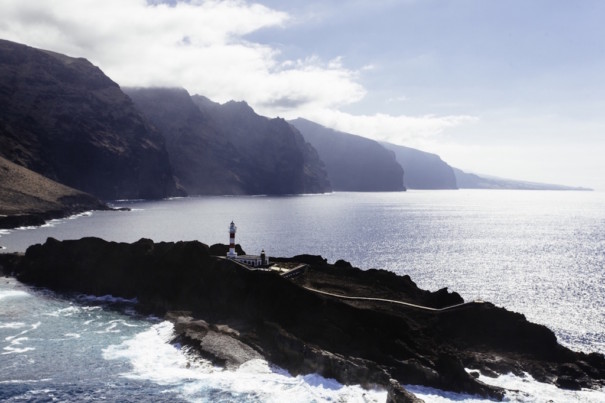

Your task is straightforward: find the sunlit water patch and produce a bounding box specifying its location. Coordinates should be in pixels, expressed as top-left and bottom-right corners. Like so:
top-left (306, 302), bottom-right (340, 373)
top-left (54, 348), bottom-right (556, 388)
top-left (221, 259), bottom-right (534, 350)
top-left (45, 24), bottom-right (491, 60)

top-left (1, 190), bottom-right (604, 401)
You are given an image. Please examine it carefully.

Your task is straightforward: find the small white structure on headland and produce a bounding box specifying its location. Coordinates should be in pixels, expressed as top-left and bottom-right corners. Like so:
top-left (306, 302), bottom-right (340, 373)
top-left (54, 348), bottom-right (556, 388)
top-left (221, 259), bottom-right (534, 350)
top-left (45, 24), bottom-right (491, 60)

top-left (226, 221), bottom-right (269, 267)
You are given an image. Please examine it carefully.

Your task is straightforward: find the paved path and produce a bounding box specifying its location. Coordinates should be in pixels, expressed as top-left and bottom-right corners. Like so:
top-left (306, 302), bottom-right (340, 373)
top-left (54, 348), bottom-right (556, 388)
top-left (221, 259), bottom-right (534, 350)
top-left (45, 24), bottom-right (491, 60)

top-left (303, 287), bottom-right (483, 312)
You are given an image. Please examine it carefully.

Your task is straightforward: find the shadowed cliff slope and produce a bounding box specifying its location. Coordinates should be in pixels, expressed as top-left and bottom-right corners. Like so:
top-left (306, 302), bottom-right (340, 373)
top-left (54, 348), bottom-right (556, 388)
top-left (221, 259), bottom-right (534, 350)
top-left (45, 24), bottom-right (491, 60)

top-left (290, 118), bottom-right (404, 191)
top-left (0, 156), bottom-right (107, 228)
top-left (191, 95), bottom-right (331, 194)
top-left (0, 39), bottom-right (178, 200)
top-left (125, 88), bottom-right (330, 195)
top-left (381, 142), bottom-right (458, 190)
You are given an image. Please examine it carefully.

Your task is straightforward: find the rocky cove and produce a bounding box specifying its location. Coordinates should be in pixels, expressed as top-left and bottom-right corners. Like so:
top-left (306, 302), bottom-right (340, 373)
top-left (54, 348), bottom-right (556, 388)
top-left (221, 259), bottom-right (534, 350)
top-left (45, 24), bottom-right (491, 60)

top-left (1, 237), bottom-right (604, 402)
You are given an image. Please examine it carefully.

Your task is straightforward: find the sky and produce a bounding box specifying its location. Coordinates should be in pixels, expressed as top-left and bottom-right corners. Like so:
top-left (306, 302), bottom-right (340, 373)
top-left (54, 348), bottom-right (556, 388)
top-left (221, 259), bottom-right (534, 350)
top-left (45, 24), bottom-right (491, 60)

top-left (1, 0), bottom-right (604, 189)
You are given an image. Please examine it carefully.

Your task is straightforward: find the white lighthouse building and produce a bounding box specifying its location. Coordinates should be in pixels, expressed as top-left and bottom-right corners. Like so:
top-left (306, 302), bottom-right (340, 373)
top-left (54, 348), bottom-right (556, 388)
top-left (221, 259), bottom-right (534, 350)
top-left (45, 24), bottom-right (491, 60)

top-left (225, 221), bottom-right (269, 267)
top-left (227, 221), bottom-right (238, 258)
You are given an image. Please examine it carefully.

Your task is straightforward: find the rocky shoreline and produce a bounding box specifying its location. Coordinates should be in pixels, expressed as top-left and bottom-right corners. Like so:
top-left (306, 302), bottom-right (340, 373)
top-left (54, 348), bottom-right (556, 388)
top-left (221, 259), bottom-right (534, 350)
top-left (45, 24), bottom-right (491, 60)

top-left (1, 237), bottom-right (604, 402)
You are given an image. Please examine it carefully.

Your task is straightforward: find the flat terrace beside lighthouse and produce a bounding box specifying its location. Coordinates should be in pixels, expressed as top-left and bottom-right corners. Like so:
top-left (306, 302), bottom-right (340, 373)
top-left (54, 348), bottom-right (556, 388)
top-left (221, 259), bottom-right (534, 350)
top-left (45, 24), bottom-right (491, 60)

top-left (221, 254), bottom-right (308, 279)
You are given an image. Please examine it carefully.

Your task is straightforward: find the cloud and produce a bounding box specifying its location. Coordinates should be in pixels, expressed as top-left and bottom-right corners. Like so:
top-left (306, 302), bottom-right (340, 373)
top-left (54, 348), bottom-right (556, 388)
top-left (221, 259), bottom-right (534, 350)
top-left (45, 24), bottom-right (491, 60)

top-left (290, 109), bottom-right (478, 147)
top-left (0, 0), bottom-right (473, 143)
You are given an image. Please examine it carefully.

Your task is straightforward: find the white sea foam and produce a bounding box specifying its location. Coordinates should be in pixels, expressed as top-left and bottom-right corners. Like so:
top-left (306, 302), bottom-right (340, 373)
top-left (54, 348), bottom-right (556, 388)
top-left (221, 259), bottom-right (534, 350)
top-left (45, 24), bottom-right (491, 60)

top-left (406, 370), bottom-right (605, 402)
top-left (480, 371), bottom-right (605, 402)
top-left (2, 345), bottom-right (35, 355)
top-left (68, 211), bottom-right (93, 219)
top-left (2, 334), bottom-right (35, 355)
top-left (103, 321), bottom-right (387, 402)
top-left (0, 290), bottom-right (31, 300)
top-left (90, 318), bottom-right (141, 335)
top-left (43, 306), bottom-right (81, 317)
top-left (0, 322), bottom-right (26, 329)
top-left (0, 378), bottom-right (52, 384)
top-left (15, 225), bottom-right (38, 230)
top-left (63, 333), bottom-right (81, 339)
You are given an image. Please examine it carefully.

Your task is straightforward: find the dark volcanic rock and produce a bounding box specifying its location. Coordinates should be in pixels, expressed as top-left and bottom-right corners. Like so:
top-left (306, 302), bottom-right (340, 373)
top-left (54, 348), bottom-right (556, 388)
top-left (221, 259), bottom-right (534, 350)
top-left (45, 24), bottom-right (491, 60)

top-left (0, 39), bottom-right (178, 200)
top-left (208, 243), bottom-right (246, 256)
top-left (4, 238), bottom-right (605, 400)
top-left (290, 118), bottom-right (404, 192)
top-left (380, 142), bottom-right (458, 190)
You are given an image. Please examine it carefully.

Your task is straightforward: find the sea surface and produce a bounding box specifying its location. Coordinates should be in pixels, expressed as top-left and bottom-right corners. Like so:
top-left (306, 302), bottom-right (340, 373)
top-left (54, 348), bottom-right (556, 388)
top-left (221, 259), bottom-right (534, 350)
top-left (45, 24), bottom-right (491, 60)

top-left (1, 190), bottom-right (604, 402)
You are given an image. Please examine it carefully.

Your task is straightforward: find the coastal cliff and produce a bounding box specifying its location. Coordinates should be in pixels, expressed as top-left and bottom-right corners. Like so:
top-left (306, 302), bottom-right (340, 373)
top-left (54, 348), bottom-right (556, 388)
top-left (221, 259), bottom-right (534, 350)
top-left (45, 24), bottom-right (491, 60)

top-left (380, 142), bottom-right (458, 190)
top-left (125, 87), bottom-right (331, 195)
top-left (0, 40), bottom-right (178, 200)
top-left (290, 118), bottom-right (404, 192)
top-left (2, 238), bottom-right (604, 401)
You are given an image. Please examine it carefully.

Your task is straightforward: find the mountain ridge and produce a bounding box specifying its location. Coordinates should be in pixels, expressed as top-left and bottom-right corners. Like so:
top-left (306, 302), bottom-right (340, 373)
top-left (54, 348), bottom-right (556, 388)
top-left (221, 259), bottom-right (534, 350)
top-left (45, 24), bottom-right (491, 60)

top-left (0, 39), bottom-right (178, 200)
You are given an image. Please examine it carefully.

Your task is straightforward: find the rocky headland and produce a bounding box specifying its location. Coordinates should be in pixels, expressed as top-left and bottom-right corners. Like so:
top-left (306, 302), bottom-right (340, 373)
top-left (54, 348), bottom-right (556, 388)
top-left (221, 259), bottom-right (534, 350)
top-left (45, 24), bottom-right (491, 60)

top-left (1, 237), bottom-right (603, 402)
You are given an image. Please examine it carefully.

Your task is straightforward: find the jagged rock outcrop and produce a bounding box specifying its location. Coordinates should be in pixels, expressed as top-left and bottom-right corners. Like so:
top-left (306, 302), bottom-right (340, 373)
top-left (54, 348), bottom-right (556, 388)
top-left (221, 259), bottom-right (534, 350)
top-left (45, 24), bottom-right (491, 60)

top-left (0, 156), bottom-right (108, 229)
top-left (125, 88), bottom-right (330, 195)
top-left (3, 237), bottom-right (604, 401)
top-left (0, 39), bottom-right (178, 200)
top-left (380, 142), bottom-right (458, 189)
top-left (290, 118), bottom-right (404, 191)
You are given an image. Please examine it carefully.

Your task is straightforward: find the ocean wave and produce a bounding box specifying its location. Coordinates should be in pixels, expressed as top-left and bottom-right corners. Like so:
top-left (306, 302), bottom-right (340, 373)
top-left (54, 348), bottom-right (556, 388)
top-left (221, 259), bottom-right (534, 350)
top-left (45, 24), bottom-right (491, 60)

top-left (2, 345), bottom-right (35, 355)
top-left (103, 321), bottom-right (387, 402)
top-left (0, 322), bottom-right (26, 329)
top-left (0, 290), bottom-right (31, 301)
top-left (76, 294), bottom-right (138, 304)
top-left (0, 378), bottom-right (52, 384)
top-left (406, 370), bottom-right (605, 402)
top-left (68, 211), bottom-right (93, 219)
top-left (43, 306), bottom-right (81, 317)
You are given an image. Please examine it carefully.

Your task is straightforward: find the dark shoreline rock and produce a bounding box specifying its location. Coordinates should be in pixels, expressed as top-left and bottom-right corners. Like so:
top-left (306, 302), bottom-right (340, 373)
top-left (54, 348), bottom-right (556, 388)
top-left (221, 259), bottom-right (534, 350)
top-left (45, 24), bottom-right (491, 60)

top-left (0, 205), bottom-right (128, 230)
top-left (1, 237), bottom-right (604, 401)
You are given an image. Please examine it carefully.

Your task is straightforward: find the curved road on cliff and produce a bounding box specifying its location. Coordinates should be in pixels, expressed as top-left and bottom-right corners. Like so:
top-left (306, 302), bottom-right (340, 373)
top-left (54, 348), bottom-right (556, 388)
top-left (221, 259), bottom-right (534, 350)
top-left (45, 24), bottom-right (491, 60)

top-left (303, 287), bottom-right (483, 312)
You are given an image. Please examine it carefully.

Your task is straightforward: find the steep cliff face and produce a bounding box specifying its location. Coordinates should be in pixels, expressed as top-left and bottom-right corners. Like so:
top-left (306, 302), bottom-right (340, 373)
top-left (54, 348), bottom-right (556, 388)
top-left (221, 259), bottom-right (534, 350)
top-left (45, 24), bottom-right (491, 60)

top-left (290, 118), bottom-right (404, 191)
top-left (125, 87), bottom-right (330, 195)
top-left (124, 88), bottom-right (247, 195)
top-left (0, 39), bottom-right (177, 200)
top-left (192, 96), bottom-right (331, 194)
top-left (381, 142), bottom-right (458, 189)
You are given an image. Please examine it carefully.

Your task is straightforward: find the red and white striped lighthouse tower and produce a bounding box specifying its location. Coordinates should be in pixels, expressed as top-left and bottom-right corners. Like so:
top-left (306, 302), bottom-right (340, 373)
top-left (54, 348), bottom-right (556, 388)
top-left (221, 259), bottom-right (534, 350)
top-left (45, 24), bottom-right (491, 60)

top-left (227, 221), bottom-right (237, 258)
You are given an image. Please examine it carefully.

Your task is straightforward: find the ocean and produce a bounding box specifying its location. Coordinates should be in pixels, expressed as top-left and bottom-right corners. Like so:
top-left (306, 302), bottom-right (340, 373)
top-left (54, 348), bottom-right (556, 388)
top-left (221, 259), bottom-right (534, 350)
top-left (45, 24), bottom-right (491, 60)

top-left (1, 190), bottom-right (604, 402)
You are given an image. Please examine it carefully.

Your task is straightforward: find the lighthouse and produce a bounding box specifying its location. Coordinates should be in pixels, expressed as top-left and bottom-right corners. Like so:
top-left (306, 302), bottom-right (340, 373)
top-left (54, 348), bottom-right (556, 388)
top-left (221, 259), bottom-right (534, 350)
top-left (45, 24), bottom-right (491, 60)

top-left (227, 221), bottom-right (237, 258)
